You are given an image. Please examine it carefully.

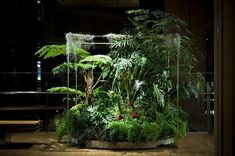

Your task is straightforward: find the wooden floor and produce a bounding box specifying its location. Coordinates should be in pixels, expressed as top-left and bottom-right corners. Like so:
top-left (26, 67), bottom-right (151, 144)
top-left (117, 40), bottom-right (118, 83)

top-left (0, 132), bottom-right (214, 156)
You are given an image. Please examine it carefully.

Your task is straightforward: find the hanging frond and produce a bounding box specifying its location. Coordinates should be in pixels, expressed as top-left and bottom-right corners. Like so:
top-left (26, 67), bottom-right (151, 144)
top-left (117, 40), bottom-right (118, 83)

top-left (52, 62), bottom-right (79, 74)
top-left (52, 63), bottom-right (69, 74)
top-left (76, 62), bottom-right (95, 70)
top-left (36, 44), bottom-right (90, 60)
top-left (47, 86), bottom-right (85, 97)
top-left (36, 45), bottom-right (66, 59)
top-left (74, 47), bottom-right (90, 59)
top-left (79, 55), bottom-right (112, 68)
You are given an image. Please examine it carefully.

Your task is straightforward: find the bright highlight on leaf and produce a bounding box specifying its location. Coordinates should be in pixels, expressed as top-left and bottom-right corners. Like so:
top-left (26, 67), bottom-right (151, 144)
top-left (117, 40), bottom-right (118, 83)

top-left (47, 86), bottom-right (85, 97)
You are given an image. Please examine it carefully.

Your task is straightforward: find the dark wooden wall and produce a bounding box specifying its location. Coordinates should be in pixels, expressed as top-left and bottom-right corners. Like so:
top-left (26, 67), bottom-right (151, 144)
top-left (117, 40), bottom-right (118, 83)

top-left (214, 0), bottom-right (235, 155)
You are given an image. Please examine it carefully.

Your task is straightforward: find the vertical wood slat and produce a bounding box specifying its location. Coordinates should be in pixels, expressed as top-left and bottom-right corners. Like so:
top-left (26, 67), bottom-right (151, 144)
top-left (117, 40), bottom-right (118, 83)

top-left (214, 0), bottom-right (235, 155)
top-left (222, 0), bottom-right (234, 155)
top-left (214, 0), bottom-right (223, 155)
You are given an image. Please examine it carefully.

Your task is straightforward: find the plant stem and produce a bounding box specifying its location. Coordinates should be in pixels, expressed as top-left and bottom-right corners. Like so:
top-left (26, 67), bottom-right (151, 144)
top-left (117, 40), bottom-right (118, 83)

top-left (92, 73), bottom-right (102, 90)
top-left (111, 76), bottom-right (118, 91)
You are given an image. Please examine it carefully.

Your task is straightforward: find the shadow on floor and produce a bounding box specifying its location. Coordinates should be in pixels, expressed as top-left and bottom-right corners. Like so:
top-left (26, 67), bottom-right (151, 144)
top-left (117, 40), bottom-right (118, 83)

top-left (0, 143), bottom-right (35, 149)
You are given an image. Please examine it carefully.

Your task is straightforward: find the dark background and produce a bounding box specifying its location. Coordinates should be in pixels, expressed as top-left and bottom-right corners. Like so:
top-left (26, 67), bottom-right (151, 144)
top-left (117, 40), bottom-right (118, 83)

top-left (0, 0), bottom-right (164, 125)
top-left (0, 0), bottom-right (164, 91)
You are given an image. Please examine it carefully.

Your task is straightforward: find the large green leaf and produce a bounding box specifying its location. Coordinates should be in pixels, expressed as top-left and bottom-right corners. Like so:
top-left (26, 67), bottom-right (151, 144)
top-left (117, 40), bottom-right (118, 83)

top-left (36, 45), bottom-right (90, 60)
top-left (47, 86), bottom-right (85, 97)
top-left (79, 55), bottom-right (112, 68)
top-left (52, 62), bottom-right (79, 74)
top-left (153, 84), bottom-right (165, 107)
top-left (36, 45), bottom-right (66, 59)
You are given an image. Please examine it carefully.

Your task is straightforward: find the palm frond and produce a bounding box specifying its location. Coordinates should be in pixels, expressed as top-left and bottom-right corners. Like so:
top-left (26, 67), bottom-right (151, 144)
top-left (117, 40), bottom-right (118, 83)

top-left (110, 38), bottom-right (137, 49)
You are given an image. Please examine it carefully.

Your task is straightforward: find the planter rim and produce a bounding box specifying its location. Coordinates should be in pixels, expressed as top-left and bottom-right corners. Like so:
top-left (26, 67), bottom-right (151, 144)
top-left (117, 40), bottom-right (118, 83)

top-left (86, 138), bottom-right (175, 149)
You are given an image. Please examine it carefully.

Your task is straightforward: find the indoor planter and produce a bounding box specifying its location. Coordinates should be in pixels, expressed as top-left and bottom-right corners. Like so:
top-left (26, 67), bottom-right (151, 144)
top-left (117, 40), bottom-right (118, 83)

top-left (86, 138), bottom-right (175, 149)
top-left (36, 9), bottom-right (204, 149)
top-left (86, 141), bottom-right (157, 149)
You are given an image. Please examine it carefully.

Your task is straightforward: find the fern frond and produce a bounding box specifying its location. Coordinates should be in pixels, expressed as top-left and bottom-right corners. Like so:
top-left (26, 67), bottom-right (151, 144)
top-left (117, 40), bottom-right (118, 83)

top-left (52, 62), bottom-right (69, 74)
top-left (36, 45), bottom-right (66, 59)
top-left (47, 86), bottom-right (85, 97)
top-left (76, 62), bottom-right (95, 69)
top-left (74, 47), bottom-right (90, 59)
top-left (79, 55), bottom-right (112, 67)
top-left (52, 62), bottom-right (79, 74)
top-left (36, 45), bottom-right (90, 60)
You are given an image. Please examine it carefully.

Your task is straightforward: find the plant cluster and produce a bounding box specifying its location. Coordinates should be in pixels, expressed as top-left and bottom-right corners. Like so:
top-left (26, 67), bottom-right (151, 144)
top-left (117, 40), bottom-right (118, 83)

top-left (36, 10), bottom-right (204, 145)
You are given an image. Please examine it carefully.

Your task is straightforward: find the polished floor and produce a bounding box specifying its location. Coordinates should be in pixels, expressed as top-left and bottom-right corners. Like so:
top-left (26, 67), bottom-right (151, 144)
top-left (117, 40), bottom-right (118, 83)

top-left (0, 132), bottom-right (214, 156)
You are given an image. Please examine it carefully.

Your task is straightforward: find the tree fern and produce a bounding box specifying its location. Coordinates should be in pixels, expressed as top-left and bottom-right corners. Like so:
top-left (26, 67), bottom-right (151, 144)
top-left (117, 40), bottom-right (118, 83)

top-left (79, 55), bottom-right (112, 67)
top-left (36, 45), bottom-right (66, 59)
top-left (47, 86), bottom-right (85, 97)
top-left (52, 62), bottom-right (75, 74)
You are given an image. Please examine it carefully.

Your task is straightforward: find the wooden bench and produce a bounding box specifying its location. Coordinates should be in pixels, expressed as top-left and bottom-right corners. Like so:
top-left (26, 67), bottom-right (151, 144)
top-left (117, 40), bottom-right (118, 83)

top-left (0, 120), bottom-right (42, 144)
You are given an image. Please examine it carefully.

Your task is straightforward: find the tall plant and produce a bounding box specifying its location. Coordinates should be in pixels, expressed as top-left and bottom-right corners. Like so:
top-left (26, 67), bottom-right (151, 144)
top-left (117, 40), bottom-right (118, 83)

top-left (107, 10), bottom-right (205, 110)
top-left (35, 9), bottom-right (205, 144)
top-left (36, 44), bottom-right (113, 142)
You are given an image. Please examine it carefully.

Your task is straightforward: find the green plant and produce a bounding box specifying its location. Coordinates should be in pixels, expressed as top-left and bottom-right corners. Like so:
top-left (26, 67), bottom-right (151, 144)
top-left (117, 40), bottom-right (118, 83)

top-left (103, 121), bottom-right (128, 142)
top-left (106, 9), bottom-right (205, 122)
top-left (36, 44), bottom-right (113, 143)
top-left (36, 44), bottom-right (112, 106)
top-left (78, 55), bottom-right (112, 105)
top-left (35, 44), bottom-right (90, 60)
top-left (157, 104), bottom-right (188, 139)
top-left (54, 108), bottom-right (81, 141)
top-left (101, 119), bottom-right (160, 144)
top-left (86, 87), bottom-right (114, 127)
top-left (141, 121), bottom-right (160, 142)
top-left (36, 9), bottom-right (204, 146)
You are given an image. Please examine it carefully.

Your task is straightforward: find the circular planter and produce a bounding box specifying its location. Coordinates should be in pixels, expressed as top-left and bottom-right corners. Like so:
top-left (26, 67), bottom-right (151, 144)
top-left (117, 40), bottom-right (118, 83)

top-left (156, 138), bottom-right (175, 146)
top-left (86, 141), bottom-right (157, 149)
top-left (86, 138), bottom-right (175, 149)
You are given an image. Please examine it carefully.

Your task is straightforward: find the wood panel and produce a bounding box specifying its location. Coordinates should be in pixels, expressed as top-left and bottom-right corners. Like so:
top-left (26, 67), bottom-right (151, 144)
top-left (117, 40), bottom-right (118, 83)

top-left (214, 0), bottom-right (235, 155)
top-left (222, 0), bottom-right (233, 155)
top-left (214, 0), bottom-right (222, 155)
